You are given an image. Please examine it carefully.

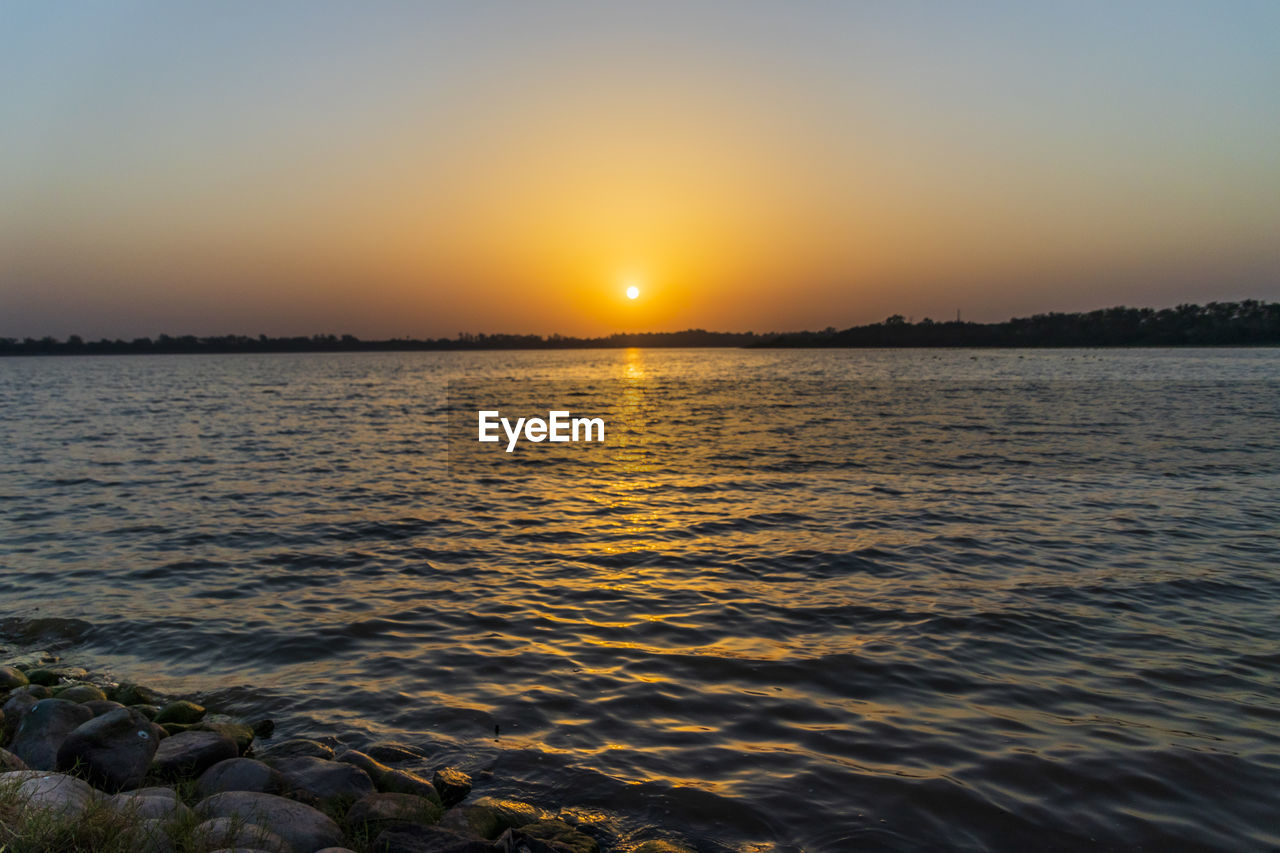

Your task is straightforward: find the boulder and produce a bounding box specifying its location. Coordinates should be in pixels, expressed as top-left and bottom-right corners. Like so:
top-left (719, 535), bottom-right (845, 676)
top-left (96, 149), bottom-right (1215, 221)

top-left (337, 747), bottom-right (393, 781)
top-left (0, 664), bottom-right (29, 690)
top-left (260, 737), bottom-right (334, 760)
top-left (13, 683), bottom-right (55, 700)
top-left (197, 720), bottom-right (255, 754)
top-left (346, 791), bottom-right (443, 833)
top-left (54, 683), bottom-right (107, 703)
top-left (379, 768), bottom-right (443, 806)
top-left (0, 769), bottom-right (100, 819)
top-left (0, 747), bottom-right (29, 771)
top-left (499, 820), bottom-right (599, 853)
top-left (110, 789), bottom-right (195, 821)
top-left (84, 699), bottom-right (128, 716)
top-left (2, 691), bottom-right (34, 734)
top-left (56, 706), bottom-right (163, 791)
top-left (152, 729), bottom-right (239, 779)
top-left (10, 698), bottom-right (94, 770)
top-left (193, 817), bottom-right (290, 853)
top-left (455, 798), bottom-right (544, 838)
top-left (633, 842), bottom-right (695, 853)
top-left (155, 699), bottom-right (206, 724)
top-left (365, 742), bottom-right (426, 763)
top-left (432, 767), bottom-right (472, 807)
top-left (196, 757), bottom-right (287, 798)
top-left (131, 704), bottom-right (161, 719)
top-left (272, 754), bottom-right (376, 802)
top-left (374, 825), bottom-right (496, 853)
top-left (112, 681), bottom-right (162, 706)
top-left (122, 818), bottom-right (178, 853)
top-left (198, 791), bottom-right (346, 853)
top-left (23, 668), bottom-right (62, 687)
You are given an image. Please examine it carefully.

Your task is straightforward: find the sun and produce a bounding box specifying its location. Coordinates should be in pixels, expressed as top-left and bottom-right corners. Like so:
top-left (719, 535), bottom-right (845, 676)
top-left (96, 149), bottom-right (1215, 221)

top-left (626, 285), bottom-right (640, 300)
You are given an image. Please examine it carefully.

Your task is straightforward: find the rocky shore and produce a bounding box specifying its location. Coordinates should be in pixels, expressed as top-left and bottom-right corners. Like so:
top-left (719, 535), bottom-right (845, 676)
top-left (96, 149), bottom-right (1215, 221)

top-left (0, 651), bottom-right (692, 853)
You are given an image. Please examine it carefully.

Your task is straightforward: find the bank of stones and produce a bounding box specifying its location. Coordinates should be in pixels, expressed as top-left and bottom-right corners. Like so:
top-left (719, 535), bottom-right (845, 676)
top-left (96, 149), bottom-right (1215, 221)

top-left (0, 649), bottom-right (692, 853)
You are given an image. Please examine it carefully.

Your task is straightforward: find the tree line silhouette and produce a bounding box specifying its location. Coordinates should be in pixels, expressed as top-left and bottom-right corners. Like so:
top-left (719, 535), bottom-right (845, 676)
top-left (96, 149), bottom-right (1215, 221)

top-left (3, 301), bottom-right (1278, 356)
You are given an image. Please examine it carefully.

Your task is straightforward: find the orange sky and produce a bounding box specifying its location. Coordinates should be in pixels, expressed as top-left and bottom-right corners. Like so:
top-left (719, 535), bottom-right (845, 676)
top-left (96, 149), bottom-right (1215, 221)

top-left (2, 3), bottom-right (1278, 338)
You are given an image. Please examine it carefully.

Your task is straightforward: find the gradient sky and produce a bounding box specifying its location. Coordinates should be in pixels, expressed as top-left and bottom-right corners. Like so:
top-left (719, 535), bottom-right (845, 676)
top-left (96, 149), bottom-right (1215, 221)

top-left (2, 1), bottom-right (1278, 339)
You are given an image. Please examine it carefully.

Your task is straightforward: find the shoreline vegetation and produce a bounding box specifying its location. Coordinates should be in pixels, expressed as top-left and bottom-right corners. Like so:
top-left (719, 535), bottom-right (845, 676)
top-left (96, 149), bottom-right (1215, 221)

top-left (0, 645), bottom-right (683, 853)
top-left (3, 300), bottom-right (1280, 356)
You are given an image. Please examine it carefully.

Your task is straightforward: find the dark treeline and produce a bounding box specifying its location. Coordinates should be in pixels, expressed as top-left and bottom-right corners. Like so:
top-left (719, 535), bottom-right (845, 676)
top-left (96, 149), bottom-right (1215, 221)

top-left (3, 301), bottom-right (1279, 355)
top-left (0, 328), bottom-right (760, 356)
top-left (757, 301), bottom-right (1280, 347)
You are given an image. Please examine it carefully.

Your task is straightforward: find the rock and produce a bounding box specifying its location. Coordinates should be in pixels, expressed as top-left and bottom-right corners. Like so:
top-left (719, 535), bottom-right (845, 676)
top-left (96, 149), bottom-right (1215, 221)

top-left (432, 767), bottom-right (472, 807)
top-left (196, 757), bottom-right (287, 798)
top-left (272, 754), bottom-right (376, 802)
top-left (24, 667), bottom-right (62, 686)
top-left (110, 789), bottom-right (195, 821)
top-left (633, 842), bottom-right (695, 853)
top-left (0, 664), bottom-right (29, 690)
top-left (500, 820), bottom-right (599, 853)
top-left (0, 747), bottom-right (29, 771)
top-left (461, 798), bottom-right (544, 837)
top-left (365, 742), bottom-right (427, 763)
top-left (56, 706), bottom-right (163, 792)
top-left (84, 699), bottom-right (127, 716)
top-left (198, 720), bottom-right (255, 754)
top-left (132, 704), bottom-right (161, 719)
top-left (16, 683), bottom-right (55, 699)
top-left (112, 681), bottom-right (162, 706)
top-left (0, 769), bottom-right (100, 819)
top-left (379, 768), bottom-right (443, 806)
top-left (10, 698), bottom-right (94, 770)
top-left (198, 790), bottom-right (346, 853)
top-left (122, 819), bottom-right (178, 853)
top-left (129, 785), bottom-right (182, 800)
top-left (314, 848), bottom-right (360, 853)
top-left (163, 721), bottom-right (195, 736)
top-left (260, 737), bottom-right (335, 760)
top-left (337, 747), bottom-right (393, 781)
top-left (155, 699), bottom-right (206, 724)
top-left (375, 825), bottom-right (496, 853)
top-left (1, 691), bottom-right (36, 738)
top-left (152, 729), bottom-right (239, 779)
top-left (347, 791), bottom-right (444, 833)
top-left (193, 817), bottom-right (291, 853)
top-left (54, 683), bottom-right (108, 703)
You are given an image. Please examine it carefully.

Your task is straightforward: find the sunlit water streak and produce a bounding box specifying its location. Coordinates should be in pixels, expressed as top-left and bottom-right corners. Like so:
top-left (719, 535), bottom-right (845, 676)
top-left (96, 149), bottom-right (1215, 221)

top-left (1, 348), bottom-right (1278, 851)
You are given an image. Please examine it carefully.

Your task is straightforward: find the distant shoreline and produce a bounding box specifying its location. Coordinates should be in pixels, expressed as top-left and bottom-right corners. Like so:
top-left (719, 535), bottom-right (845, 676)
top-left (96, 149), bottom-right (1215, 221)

top-left (4, 300), bottom-right (1279, 355)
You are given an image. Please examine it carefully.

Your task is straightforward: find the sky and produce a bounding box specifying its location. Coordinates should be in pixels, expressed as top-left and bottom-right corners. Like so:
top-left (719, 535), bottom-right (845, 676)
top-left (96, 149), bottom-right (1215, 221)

top-left (2, 1), bottom-right (1278, 339)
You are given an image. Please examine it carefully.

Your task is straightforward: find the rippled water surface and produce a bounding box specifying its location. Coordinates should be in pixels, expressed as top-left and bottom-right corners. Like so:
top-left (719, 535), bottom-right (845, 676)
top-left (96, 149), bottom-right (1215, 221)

top-left (2, 349), bottom-right (1279, 851)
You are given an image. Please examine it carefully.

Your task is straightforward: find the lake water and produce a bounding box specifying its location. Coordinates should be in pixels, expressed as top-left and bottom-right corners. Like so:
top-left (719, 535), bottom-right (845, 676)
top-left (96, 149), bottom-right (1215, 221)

top-left (2, 348), bottom-right (1279, 851)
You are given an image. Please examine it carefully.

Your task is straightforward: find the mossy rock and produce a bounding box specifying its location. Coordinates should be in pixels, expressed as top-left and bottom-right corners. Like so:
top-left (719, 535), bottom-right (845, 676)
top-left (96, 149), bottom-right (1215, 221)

top-left (196, 721), bottom-right (254, 754)
top-left (111, 682), bottom-right (161, 706)
top-left (460, 797), bottom-right (544, 838)
top-left (53, 684), bottom-right (108, 703)
top-left (161, 722), bottom-right (195, 736)
top-left (0, 666), bottom-right (29, 691)
top-left (154, 700), bottom-right (205, 725)
top-left (129, 704), bottom-right (160, 720)
top-left (24, 668), bottom-right (62, 686)
top-left (516, 819), bottom-right (600, 853)
top-left (635, 841), bottom-right (696, 853)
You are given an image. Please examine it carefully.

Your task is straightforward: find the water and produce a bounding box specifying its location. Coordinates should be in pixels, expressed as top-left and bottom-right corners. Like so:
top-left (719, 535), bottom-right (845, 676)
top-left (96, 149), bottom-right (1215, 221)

top-left (2, 348), bottom-right (1279, 851)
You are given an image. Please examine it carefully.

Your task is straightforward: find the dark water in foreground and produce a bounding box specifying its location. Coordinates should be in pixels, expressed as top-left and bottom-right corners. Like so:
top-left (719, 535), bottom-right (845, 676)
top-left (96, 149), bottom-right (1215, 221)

top-left (2, 349), bottom-right (1279, 851)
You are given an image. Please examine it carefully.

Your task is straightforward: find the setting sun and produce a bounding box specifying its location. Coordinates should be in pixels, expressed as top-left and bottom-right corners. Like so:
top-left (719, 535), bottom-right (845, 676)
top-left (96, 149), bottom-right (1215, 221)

top-left (626, 285), bottom-right (640, 300)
